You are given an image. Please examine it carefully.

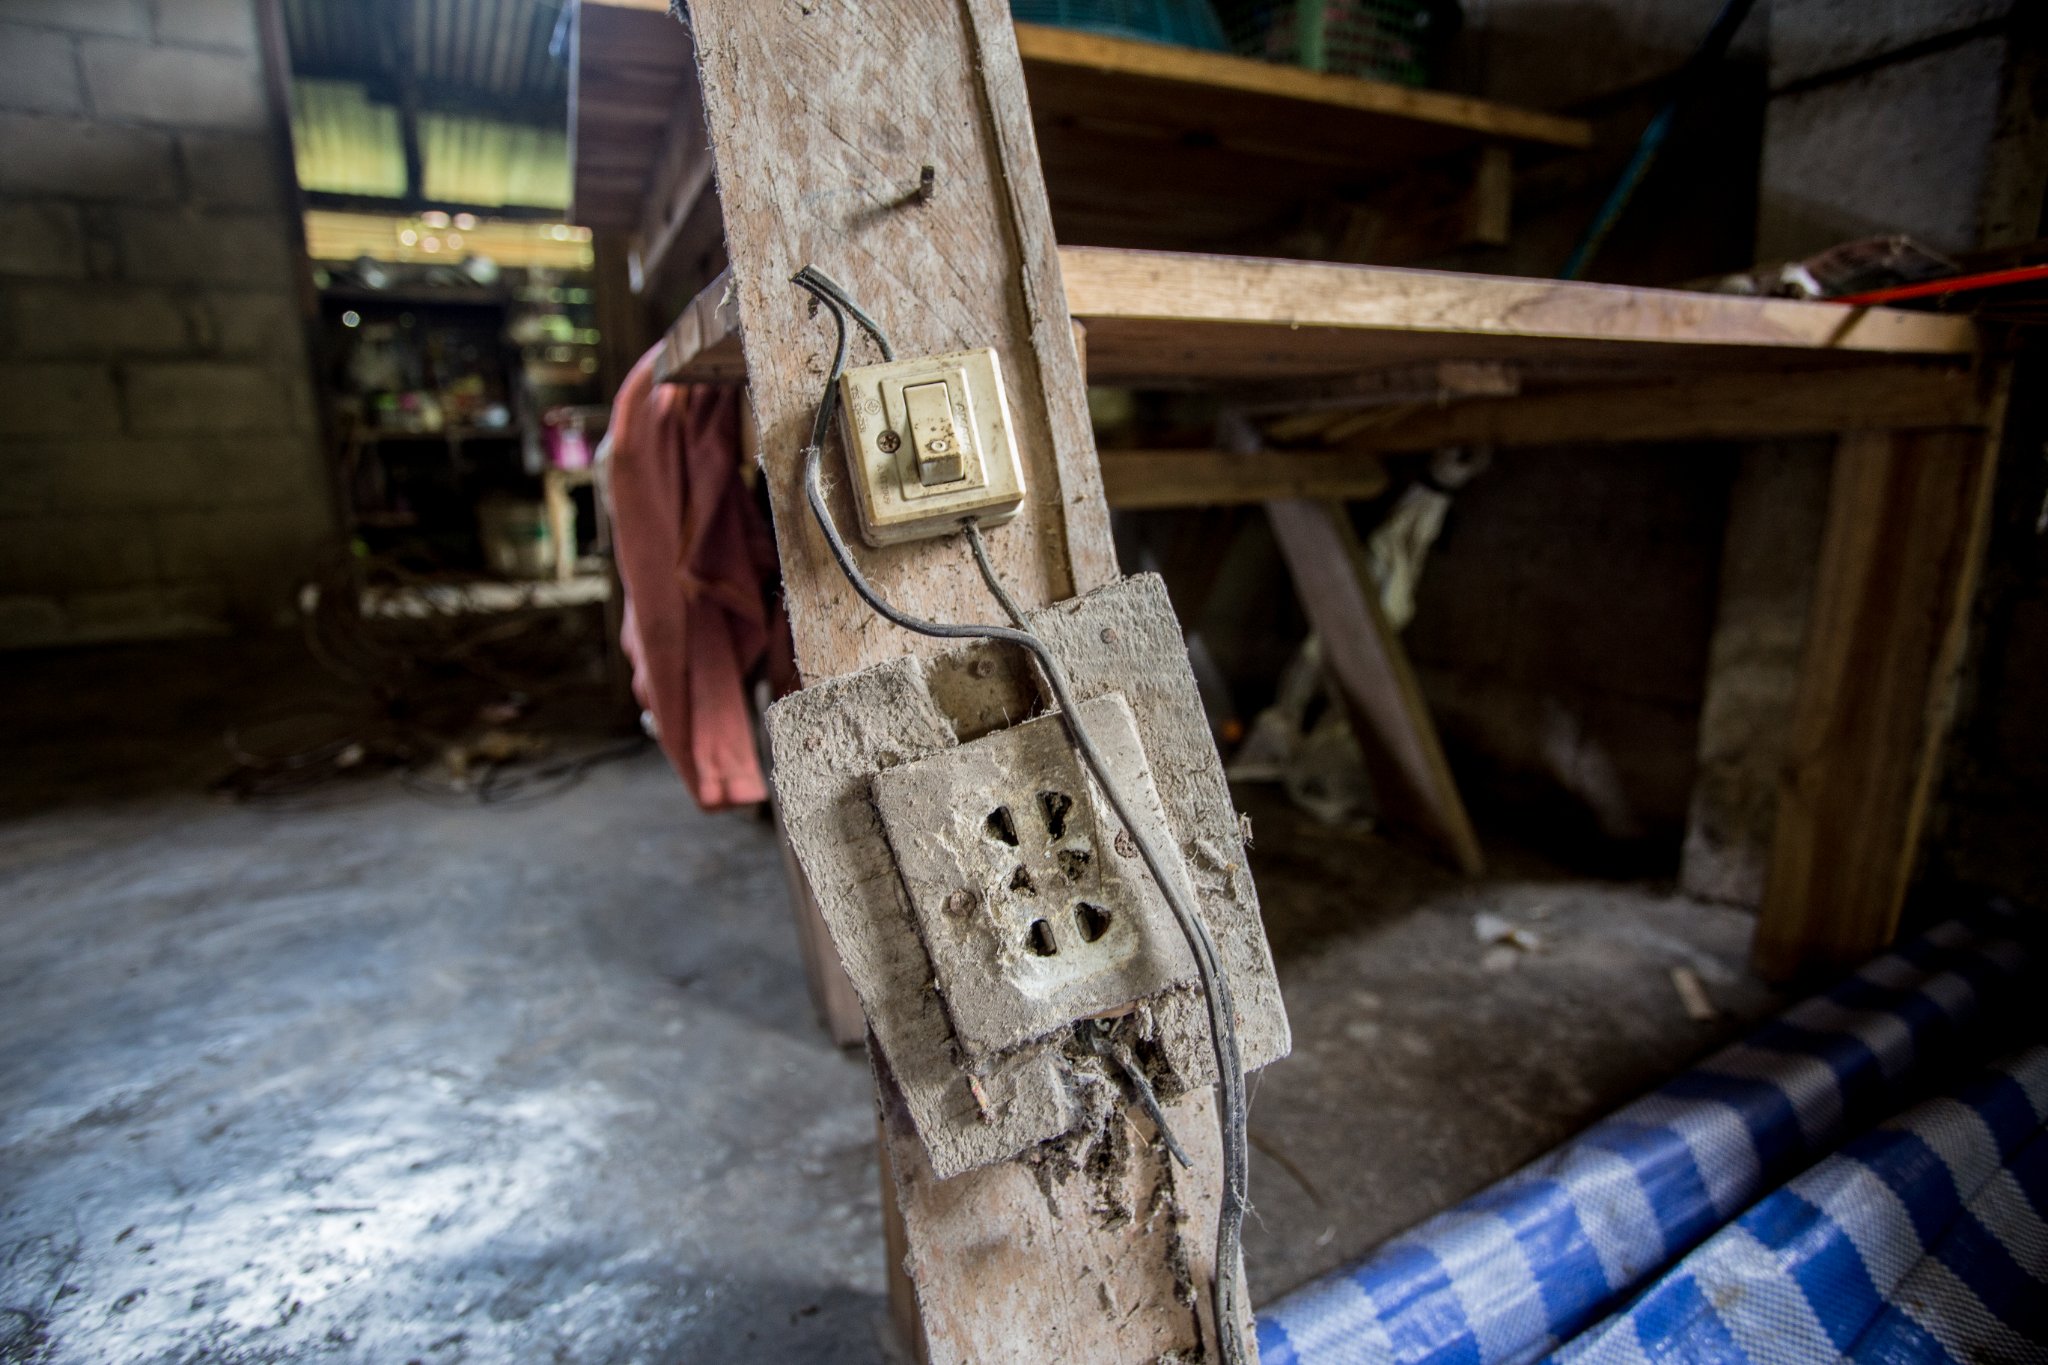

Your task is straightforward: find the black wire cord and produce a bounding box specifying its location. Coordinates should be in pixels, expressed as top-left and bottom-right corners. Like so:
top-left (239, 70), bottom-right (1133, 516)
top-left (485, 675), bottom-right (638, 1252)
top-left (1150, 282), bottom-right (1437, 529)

top-left (789, 266), bottom-right (1252, 1363)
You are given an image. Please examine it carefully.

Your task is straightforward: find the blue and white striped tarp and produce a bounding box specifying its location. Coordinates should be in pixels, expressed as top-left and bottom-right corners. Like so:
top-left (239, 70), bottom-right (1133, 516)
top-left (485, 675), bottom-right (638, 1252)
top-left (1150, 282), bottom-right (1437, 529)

top-left (1256, 911), bottom-right (2040, 1365)
top-left (1548, 1045), bottom-right (2048, 1364)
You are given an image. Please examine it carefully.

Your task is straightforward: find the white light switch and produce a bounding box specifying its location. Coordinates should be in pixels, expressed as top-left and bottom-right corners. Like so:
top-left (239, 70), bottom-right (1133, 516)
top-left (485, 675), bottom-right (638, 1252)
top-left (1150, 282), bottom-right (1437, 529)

top-left (835, 347), bottom-right (1027, 546)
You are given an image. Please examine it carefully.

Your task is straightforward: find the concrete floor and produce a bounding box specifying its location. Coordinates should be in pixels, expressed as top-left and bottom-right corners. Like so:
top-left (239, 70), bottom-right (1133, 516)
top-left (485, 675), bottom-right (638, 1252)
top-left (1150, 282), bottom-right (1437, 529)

top-left (0, 637), bottom-right (1778, 1363)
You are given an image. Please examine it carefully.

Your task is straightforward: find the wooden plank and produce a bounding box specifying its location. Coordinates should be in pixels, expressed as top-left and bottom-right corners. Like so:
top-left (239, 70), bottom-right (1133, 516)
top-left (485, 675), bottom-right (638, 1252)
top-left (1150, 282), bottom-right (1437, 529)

top-left (1267, 499), bottom-right (1485, 876)
top-left (569, 0), bottom-right (696, 229)
top-left (1102, 448), bottom-right (1388, 508)
top-left (1059, 248), bottom-right (1982, 373)
top-left (656, 248), bottom-right (1978, 386)
top-left (1752, 421), bottom-right (2003, 980)
top-left (682, 3), bottom-right (1228, 1361)
top-left (1337, 363), bottom-right (1989, 452)
top-left (1014, 23), bottom-right (1590, 155)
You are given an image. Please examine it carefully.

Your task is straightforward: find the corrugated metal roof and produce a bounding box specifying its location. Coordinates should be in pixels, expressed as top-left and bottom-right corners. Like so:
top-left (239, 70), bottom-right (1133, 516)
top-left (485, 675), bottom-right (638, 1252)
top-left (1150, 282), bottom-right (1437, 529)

top-left (282, 0), bottom-right (569, 120)
top-left (281, 0), bottom-right (572, 211)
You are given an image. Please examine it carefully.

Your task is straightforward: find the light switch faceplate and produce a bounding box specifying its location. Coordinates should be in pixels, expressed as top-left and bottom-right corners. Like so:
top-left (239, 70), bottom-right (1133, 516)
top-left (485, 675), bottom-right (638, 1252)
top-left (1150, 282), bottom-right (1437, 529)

top-left (835, 347), bottom-right (1027, 546)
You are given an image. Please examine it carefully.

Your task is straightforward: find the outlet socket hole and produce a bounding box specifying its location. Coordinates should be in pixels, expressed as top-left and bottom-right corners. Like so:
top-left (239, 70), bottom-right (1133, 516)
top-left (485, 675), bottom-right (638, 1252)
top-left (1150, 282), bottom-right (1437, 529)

top-left (985, 806), bottom-right (1018, 846)
top-left (1039, 791), bottom-right (1073, 839)
top-left (1075, 902), bottom-right (1111, 943)
top-left (1009, 865), bottom-right (1036, 895)
top-left (1026, 919), bottom-right (1058, 956)
top-left (1058, 847), bottom-right (1092, 882)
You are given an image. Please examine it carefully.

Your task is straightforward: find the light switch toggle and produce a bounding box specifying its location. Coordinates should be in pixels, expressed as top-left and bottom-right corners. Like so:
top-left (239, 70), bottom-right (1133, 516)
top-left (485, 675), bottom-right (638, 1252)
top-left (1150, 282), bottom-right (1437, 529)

top-left (903, 381), bottom-right (965, 486)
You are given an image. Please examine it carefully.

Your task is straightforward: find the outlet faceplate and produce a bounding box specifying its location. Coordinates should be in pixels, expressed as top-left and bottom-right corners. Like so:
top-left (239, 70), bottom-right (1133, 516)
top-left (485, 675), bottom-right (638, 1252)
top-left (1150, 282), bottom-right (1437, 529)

top-left (835, 347), bottom-right (1027, 546)
top-left (871, 694), bottom-right (1195, 1062)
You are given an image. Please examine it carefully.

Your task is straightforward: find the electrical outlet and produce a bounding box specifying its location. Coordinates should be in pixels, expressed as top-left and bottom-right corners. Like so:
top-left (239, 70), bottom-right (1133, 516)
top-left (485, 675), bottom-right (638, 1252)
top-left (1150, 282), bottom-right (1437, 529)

top-left (835, 347), bottom-right (1027, 546)
top-left (871, 693), bottom-right (1196, 1063)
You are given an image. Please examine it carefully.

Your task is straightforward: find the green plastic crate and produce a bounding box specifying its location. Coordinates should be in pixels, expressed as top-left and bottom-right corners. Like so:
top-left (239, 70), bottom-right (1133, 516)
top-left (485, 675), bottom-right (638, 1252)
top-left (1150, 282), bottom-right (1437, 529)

top-left (1217, 0), bottom-right (1459, 85)
top-left (1010, 0), bottom-right (1230, 51)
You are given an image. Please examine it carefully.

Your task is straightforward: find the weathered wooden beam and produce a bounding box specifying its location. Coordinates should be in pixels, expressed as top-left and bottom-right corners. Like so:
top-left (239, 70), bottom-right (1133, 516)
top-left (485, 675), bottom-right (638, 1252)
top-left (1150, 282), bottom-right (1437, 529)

top-left (680, 2), bottom-right (1232, 1360)
top-left (1102, 447), bottom-right (1389, 508)
top-left (656, 249), bottom-right (1978, 387)
top-left (1267, 499), bottom-right (1485, 876)
top-left (1059, 248), bottom-right (1980, 379)
top-left (1752, 419), bottom-right (2003, 980)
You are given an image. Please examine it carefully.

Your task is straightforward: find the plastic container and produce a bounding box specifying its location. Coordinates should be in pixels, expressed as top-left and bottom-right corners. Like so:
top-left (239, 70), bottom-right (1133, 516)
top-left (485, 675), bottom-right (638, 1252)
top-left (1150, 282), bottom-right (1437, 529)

top-left (1217, 0), bottom-right (1459, 85)
top-left (477, 496), bottom-right (554, 580)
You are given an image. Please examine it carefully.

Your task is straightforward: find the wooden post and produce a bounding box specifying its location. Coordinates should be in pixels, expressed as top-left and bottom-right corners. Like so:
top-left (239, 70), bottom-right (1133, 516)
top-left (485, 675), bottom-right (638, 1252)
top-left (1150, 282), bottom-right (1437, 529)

top-left (680, 3), bottom-right (1234, 1360)
top-left (1753, 420), bottom-right (2002, 979)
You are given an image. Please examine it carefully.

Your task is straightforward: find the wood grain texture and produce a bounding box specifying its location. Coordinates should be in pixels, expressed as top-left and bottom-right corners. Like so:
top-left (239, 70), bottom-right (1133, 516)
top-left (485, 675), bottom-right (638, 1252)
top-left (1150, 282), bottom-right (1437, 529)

top-left (1753, 425), bottom-right (2002, 981)
top-left (568, 1), bottom-right (697, 228)
top-left (1059, 249), bottom-right (1981, 364)
top-left (656, 249), bottom-right (1979, 387)
top-left (1102, 447), bottom-right (1389, 507)
top-left (1267, 499), bottom-right (1485, 876)
top-left (688, 0), bottom-right (1112, 682)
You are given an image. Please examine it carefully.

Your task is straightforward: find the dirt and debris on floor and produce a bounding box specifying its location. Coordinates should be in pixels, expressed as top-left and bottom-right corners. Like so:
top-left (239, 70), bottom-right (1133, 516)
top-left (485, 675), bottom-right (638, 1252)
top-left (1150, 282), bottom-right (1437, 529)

top-left (1, 637), bottom-right (1777, 1361)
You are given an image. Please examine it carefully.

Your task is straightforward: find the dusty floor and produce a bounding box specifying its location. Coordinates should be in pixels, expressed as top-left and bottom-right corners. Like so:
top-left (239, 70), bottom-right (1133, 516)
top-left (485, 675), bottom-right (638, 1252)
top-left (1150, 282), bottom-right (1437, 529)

top-left (0, 636), bottom-right (1779, 1363)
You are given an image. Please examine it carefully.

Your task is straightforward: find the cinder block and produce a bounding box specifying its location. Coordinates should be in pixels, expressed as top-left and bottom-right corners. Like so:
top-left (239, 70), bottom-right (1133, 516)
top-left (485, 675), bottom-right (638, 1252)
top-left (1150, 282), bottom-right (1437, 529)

top-left (0, 201), bottom-right (86, 277)
top-left (5, 281), bottom-right (193, 358)
top-left (4, 434), bottom-right (324, 513)
top-left (150, 0), bottom-right (257, 51)
top-left (151, 503), bottom-right (329, 585)
top-left (195, 289), bottom-right (300, 355)
top-left (1758, 36), bottom-right (2005, 258)
top-left (116, 207), bottom-right (293, 286)
top-left (124, 359), bottom-right (299, 434)
top-left (1770, 0), bottom-right (2011, 87)
top-left (0, 113), bottom-right (177, 200)
top-left (0, 593), bottom-right (68, 648)
top-left (0, 0), bottom-right (147, 38)
top-left (0, 440), bottom-right (62, 512)
top-left (81, 37), bottom-right (264, 130)
top-left (0, 24), bottom-right (84, 114)
top-left (181, 130), bottom-right (280, 209)
top-left (10, 436), bottom-right (187, 511)
top-left (62, 582), bottom-right (230, 639)
top-left (0, 363), bottom-right (122, 437)
top-left (0, 510), bottom-right (158, 590)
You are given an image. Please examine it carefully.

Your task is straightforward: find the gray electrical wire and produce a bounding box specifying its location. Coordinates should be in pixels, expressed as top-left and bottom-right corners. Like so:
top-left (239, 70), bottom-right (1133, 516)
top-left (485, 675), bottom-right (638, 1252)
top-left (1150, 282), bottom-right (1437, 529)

top-left (790, 266), bottom-right (1252, 1363)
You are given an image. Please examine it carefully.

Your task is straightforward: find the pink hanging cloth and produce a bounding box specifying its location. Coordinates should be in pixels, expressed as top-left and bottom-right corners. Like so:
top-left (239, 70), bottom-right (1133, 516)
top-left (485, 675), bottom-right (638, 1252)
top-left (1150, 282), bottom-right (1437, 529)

top-left (606, 344), bottom-right (792, 810)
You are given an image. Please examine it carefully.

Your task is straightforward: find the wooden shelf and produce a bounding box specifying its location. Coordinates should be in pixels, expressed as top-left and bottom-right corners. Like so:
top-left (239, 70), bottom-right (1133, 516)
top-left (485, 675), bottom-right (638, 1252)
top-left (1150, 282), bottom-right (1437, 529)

top-left (569, 5), bottom-right (1595, 263)
top-left (1016, 23), bottom-right (1585, 250)
top-left (659, 244), bottom-right (1982, 394)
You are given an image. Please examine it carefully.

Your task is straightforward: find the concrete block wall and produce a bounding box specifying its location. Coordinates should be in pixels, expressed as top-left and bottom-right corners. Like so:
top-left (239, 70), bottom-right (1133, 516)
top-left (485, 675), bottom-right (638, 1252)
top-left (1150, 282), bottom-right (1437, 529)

top-left (0, 0), bottom-right (334, 648)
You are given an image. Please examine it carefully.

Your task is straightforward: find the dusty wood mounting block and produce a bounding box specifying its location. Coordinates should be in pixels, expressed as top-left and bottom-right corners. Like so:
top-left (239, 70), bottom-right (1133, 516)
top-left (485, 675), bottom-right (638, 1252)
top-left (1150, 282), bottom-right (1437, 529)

top-left (766, 575), bottom-right (1289, 1180)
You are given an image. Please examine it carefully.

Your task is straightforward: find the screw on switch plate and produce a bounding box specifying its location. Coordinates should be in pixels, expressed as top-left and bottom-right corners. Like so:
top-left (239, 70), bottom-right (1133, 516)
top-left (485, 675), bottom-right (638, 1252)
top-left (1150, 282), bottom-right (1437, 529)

top-left (870, 694), bottom-right (1196, 1063)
